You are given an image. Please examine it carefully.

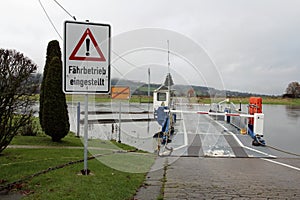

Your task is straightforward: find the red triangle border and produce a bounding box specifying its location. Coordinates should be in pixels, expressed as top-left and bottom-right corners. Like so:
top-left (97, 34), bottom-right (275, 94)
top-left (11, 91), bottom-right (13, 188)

top-left (69, 28), bottom-right (106, 62)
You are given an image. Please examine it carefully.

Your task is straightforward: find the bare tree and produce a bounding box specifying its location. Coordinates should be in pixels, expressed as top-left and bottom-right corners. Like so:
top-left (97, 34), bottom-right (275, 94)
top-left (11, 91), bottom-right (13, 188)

top-left (285, 81), bottom-right (300, 98)
top-left (0, 49), bottom-right (39, 153)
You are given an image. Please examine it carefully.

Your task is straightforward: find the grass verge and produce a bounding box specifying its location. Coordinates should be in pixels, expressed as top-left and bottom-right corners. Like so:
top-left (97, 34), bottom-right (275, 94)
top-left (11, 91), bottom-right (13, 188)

top-left (10, 133), bottom-right (83, 147)
top-left (110, 140), bottom-right (148, 153)
top-left (1, 136), bottom-right (154, 199)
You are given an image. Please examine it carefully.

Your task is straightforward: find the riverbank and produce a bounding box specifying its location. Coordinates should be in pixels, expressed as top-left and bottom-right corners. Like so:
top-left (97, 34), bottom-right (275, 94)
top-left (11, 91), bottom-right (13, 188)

top-left (30, 93), bottom-right (300, 105)
top-left (186, 96), bottom-right (300, 106)
top-left (229, 97), bottom-right (300, 105)
top-left (64, 94), bottom-right (300, 105)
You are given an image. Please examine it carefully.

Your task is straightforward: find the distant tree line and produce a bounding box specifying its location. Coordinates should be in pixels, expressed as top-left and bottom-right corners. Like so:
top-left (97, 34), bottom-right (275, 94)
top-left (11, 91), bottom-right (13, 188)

top-left (132, 84), bottom-right (270, 98)
top-left (116, 77), bottom-right (300, 98)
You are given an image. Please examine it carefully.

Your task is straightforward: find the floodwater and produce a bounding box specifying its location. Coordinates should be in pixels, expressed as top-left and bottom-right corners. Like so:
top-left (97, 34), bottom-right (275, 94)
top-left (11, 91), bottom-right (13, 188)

top-left (264, 105), bottom-right (300, 155)
top-left (67, 102), bottom-right (300, 155)
top-left (68, 102), bottom-right (160, 152)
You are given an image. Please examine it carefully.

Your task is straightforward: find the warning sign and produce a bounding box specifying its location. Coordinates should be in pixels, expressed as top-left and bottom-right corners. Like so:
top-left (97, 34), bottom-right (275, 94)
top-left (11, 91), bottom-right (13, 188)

top-left (64, 21), bottom-right (111, 94)
top-left (111, 86), bottom-right (130, 100)
top-left (69, 28), bottom-right (106, 62)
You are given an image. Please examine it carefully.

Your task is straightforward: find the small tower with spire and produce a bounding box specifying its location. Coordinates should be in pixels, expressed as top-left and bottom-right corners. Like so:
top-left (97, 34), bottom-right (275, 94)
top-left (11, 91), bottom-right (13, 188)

top-left (153, 40), bottom-right (175, 115)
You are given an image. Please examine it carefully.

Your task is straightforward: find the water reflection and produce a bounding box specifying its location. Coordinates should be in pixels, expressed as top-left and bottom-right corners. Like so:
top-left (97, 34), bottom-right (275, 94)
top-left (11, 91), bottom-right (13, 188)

top-left (285, 105), bottom-right (300, 121)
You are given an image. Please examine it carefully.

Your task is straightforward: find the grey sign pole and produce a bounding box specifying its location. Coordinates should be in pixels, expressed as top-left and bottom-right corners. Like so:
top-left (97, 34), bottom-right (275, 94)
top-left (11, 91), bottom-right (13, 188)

top-left (118, 101), bottom-right (121, 143)
top-left (77, 102), bottom-right (80, 137)
top-left (83, 94), bottom-right (88, 174)
top-left (147, 68), bottom-right (150, 135)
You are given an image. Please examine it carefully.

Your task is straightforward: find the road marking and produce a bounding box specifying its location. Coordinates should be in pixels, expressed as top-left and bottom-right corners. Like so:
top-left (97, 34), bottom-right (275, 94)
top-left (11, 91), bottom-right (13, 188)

top-left (170, 111), bottom-right (300, 171)
top-left (213, 118), bottom-right (300, 171)
top-left (261, 158), bottom-right (300, 172)
top-left (173, 111), bottom-right (188, 151)
top-left (212, 119), bottom-right (277, 158)
top-left (182, 111), bottom-right (188, 146)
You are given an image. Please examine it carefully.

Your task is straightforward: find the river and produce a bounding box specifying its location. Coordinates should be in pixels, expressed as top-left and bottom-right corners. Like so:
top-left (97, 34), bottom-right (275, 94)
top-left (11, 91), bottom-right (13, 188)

top-left (263, 105), bottom-right (300, 155)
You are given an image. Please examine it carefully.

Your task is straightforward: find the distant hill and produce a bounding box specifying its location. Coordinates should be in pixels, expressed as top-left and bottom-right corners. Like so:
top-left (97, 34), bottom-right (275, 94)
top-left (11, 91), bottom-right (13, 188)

top-left (111, 78), bottom-right (271, 97)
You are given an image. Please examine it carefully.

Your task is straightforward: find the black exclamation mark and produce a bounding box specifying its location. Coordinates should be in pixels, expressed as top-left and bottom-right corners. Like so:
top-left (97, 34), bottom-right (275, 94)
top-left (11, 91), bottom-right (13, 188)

top-left (86, 38), bottom-right (90, 56)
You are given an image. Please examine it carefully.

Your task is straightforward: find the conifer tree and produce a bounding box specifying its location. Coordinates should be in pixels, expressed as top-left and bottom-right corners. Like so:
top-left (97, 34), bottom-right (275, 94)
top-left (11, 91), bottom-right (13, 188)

top-left (39, 40), bottom-right (62, 131)
top-left (42, 56), bottom-right (69, 141)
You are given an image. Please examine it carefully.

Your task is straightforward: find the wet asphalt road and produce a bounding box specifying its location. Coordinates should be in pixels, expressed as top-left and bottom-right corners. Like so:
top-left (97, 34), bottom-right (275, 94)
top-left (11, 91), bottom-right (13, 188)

top-left (135, 102), bottom-right (300, 199)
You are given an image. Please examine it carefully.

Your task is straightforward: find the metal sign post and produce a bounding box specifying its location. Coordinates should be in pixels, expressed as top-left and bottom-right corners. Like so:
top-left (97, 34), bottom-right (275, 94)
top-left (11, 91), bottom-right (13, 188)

top-left (83, 94), bottom-right (88, 174)
top-left (64, 20), bottom-right (111, 175)
top-left (111, 86), bottom-right (130, 143)
top-left (77, 102), bottom-right (80, 137)
top-left (118, 101), bottom-right (121, 143)
top-left (147, 68), bottom-right (150, 135)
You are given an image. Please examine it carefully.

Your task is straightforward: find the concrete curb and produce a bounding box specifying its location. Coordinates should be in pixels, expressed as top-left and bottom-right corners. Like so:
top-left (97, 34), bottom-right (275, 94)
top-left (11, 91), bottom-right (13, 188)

top-left (134, 157), bottom-right (167, 200)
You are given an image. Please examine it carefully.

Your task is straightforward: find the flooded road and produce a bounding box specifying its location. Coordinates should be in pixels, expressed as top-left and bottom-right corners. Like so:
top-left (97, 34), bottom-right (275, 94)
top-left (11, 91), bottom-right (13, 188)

top-left (67, 101), bottom-right (300, 156)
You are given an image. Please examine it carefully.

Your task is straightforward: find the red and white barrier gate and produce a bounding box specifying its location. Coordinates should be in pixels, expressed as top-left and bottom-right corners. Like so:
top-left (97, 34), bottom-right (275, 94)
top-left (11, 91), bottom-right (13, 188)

top-left (166, 109), bottom-right (264, 137)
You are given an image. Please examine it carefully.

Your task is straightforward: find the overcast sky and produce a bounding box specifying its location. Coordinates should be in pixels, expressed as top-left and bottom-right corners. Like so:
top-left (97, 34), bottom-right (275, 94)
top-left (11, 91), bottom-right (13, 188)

top-left (1, 0), bottom-right (300, 95)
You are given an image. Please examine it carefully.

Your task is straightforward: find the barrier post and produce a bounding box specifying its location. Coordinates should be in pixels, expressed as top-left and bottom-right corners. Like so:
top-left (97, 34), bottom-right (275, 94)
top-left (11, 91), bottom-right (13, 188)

top-left (253, 113), bottom-right (264, 136)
